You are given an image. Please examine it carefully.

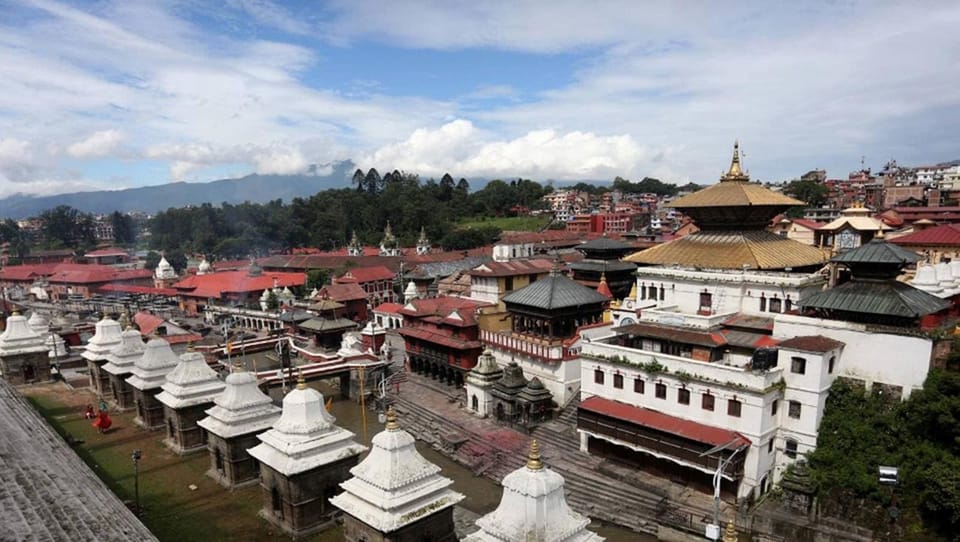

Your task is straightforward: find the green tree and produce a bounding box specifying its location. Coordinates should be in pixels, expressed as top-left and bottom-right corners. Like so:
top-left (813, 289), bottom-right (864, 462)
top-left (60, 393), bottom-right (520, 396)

top-left (352, 168), bottom-right (365, 192)
top-left (111, 211), bottom-right (136, 245)
top-left (40, 205), bottom-right (96, 250)
top-left (783, 179), bottom-right (828, 207)
top-left (265, 289), bottom-right (279, 310)
top-left (144, 251), bottom-right (161, 270)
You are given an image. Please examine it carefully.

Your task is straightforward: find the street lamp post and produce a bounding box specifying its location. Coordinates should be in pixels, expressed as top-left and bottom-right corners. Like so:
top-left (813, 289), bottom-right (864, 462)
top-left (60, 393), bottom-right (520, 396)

top-left (131, 448), bottom-right (142, 517)
top-left (699, 439), bottom-right (747, 540)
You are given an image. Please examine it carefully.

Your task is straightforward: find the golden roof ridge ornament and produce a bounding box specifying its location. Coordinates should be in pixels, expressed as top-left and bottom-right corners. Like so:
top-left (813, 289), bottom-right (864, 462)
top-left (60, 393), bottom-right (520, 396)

top-left (385, 405), bottom-right (399, 430)
top-left (527, 439), bottom-right (543, 470)
top-left (722, 520), bottom-right (738, 542)
top-left (721, 140), bottom-right (750, 183)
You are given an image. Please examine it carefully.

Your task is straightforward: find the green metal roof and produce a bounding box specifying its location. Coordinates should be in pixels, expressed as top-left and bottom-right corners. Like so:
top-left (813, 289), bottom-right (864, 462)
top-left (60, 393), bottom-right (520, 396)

top-left (800, 280), bottom-right (948, 318)
top-left (502, 272), bottom-right (610, 310)
top-left (578, 237), bottom-right (634, 252)
top-left (831, 239), bottom-right (919, 266)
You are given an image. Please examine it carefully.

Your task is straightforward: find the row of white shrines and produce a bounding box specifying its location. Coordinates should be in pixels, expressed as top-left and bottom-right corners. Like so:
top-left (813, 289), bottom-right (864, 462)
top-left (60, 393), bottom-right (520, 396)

top-left (0, 311), bottom-right (746, 541)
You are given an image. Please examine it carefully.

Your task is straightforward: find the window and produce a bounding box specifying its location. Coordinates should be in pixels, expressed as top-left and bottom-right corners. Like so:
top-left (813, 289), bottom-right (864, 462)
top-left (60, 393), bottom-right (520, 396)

top-left (647, 285), bottom-right (657, 299)
top-left (727, 398), bottom-right (742, 417)
top-left (759, 295), bottom-right (767, 312)
top-left (702, 393), bottom-right (715, 411)
top-left (659, 285), bottom-right (665, 301)
top-left (771, 399), bottom-right (779, 416)
top-left (791, 356), bottom-right (807, 375)
top-left (768, 439), bottom-right (775, 453)
top-left (504, 276), bottom-right (514, 291)
top-left (785, 297), bottom-right (793, 311)
top-left (678, 388), bottom-right (690, 405)
top-left (655, 383), bottom-right (667, 399)
top-left (769, 297), bottom-right (782, 313)
top-left (828, 356), bottom-right (836, 374)
top-left (785, 439), bottom-right (798, 459)
top-left (699, 291), bottom-right (713, 313)
top-left (634, 378), bottom-right (645, 394)
top-left (594, 369), bottom-right (604, 385)
top-left (788, 400), bottom-right (801, 419)
top-left (613, 373), bottom-right (624, 389)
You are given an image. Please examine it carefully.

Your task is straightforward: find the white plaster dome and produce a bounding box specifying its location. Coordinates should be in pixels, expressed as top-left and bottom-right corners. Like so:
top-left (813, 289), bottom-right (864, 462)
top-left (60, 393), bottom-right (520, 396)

top-left (27, 312), bottom-right (49, 334)
top-left (912, 264), bottom-right (943, 294)
top-left (272, 382), bottom-right (337, 435)
top-left (155, 256), bottom-right (177, 280)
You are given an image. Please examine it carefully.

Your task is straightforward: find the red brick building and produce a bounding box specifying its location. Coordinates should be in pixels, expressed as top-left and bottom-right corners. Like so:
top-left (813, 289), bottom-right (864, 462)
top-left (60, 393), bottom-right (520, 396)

top-left (336, 266), bottom-right (397, 305)
top-left (172, 269), bottom-right (306, 315)
top-left (315, 282), bottom-right (369, 322)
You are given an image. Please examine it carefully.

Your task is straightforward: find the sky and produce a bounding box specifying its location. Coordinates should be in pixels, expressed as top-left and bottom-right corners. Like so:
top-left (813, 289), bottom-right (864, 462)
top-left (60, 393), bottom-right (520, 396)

top-left (1, 0), bottom-right (959, 199)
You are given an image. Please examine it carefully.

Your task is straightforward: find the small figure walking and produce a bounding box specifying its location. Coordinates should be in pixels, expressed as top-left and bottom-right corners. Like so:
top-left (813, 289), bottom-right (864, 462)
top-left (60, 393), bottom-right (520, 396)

top-left (92, 409), bottom-right (112, 434)
top-left (84, 404), bottom-right (95, 420)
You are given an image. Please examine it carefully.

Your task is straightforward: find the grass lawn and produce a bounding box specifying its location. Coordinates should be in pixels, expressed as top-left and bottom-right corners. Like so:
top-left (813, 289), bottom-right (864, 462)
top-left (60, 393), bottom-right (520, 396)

top-left (457, 215), bottom-right (552, 231)
top-left (23, 385), bottom-right (341, 542)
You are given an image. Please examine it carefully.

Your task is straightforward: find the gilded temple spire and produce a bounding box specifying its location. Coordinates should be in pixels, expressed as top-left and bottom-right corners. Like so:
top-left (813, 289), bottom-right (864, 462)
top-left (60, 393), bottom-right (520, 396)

top-left (721, 141), bottom-right (750, 182)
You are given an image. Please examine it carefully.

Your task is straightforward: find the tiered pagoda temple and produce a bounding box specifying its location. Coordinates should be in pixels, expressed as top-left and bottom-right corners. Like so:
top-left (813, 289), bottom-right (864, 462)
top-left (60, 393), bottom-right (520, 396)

top-left (125, 336), bottom-right (179, 429)
top-left (101, 327), bottom-right (145, 410)
top-left (198, 363), bottom-right (280, 488)
top-left (156, 347), bottom-right (226, 454)
top-left (465, 440), bottom-right (603, 541)
top-left (568, 236), bottom-right (637, 299)
top-left (0, 312), bottom-right (50, 385)
top-left (82, 314), bottom-right (123, 396)
top-left (331, 407), bottom-right (464, 542)
top-left (248, 374), bottom-right (366, 537)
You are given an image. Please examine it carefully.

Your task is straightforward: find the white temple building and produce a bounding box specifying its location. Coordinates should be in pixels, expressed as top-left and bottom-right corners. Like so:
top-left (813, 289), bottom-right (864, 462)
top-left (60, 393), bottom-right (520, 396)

top-left (156, 348), bottom-right (226, 454)
top-left (331, 406), bottom-right (464, 542)
top-left (102, 327), bottom-right (146, 410)
top-left (197, 363), bottom-right (281, 488)
top-left (465, 440), bottom-right (603, 542)
top-left (125, 336), bottom-right (180, 429)
top-left (27, 312), bottom-right (67, 359)
top-left (82, 315), bottom-right (123, 396)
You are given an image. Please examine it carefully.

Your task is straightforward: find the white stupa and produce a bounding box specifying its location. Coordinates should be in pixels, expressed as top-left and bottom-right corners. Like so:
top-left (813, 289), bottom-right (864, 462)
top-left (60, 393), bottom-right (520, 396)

top-left (126, 336), bottom-right (180, 392)
top-left (935, 262), bottom-right (958, 296)
top-left (0, 312), bottom-right (48, 358)
top-left (248, 374), bottom-right (366, 476)
top-left (156, 348), bottom-right (226, 410)
top-left (465, 440), bottom-right (604, 542)
top-left (81, 315), bottom-right (123, 361)
top-left (27, 312), bottom-right (67, 358)
top-left (331, 406), bottom-right (463, 536)
top-left (27, 312), bottom-right (47, 335)
top-left (403, 280), bottom-right (419, 303)
top-left (197, 364), bottom-right (280, 439)
top-left (197, 258), bottom-right (213, 275)
top-left (911, 264), bottom-right (944, 296)
top-left (155, 256), bottom-right (177, 280)
top-left (102, 327), bottom-right (146, 377)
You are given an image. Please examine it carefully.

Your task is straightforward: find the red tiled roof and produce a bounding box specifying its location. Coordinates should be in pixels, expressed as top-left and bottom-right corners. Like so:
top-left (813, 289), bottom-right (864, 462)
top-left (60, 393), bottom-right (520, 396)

top-left (173, 270), bottom-right (306, 298)
top-left (97, 284), bottom-right (178, 296)
top-left (0, 263), bottom-right (63, 281)
top-left (47, 267), bottom-right (152, 284)
top-left (579, 396), bottom-right (751, 448)
top-left (777, 335), bottom-right (845, 353)
top-left (397, 326), bottom-right (482, 350)
top-left (889, 223), bottom-right (960, 246)
top-left (468, 258), bottom-right (555, 277)
top-left (373, 302), bottom-right (404, 314)
top-left (398, 296), bottom-right (490, 327)
top-left (341, 265), bottom-right (395, 283)
top-left (316, 282), bottom-right (368, 302)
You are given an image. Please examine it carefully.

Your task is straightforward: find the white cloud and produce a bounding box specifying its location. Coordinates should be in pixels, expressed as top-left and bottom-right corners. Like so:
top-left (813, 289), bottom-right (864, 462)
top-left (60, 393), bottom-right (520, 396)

top-left (0, 138), bottom-right (36, 183)
top-left (66, 129), bottom-right (124, 158)
top-left (362, 120), bottom-right (678, 181)
top-left (145, 141), bottom-right (310, 180)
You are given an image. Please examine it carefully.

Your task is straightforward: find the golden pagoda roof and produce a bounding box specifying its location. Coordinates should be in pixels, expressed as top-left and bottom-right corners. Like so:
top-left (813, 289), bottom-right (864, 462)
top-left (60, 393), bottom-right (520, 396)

top-left (625, 230), bottom-right (828, 270)
top-left (668, 142), bottom-right (803, 209)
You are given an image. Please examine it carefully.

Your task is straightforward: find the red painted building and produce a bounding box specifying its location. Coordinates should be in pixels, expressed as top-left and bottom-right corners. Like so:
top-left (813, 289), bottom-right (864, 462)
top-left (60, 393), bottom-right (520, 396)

top-left (336, 266), bottom-right (397, 305)
top-left (172, 268), bottom-right (306, 315)
top-left (399, 296), bottom-right (491, 387)
top-left (315, 282), bottom-right (369, 322)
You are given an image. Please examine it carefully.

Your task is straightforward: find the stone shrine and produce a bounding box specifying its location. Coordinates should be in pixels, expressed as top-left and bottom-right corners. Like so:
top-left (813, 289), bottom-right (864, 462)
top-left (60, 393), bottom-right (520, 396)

top-left (465, 349), bottom-right (504, 417)
top-left (156, 347), bottom-right (226, 454)
top-left (82, 314), bottom-right (123, 396)
top-left (198, 363), bottom-right (280, 488)
top-left (465, 440), bottom-right (603, 541)
top-left (248, 374), bottom-right (366, 537)
top-left (0, 312), bottom-right (50, 385)
top-left (332, 407), bottom-right (464, 542)
top-left (101, 327), bottom-right (145, 410)
top-left (125, 336), bottom-right (179, 429)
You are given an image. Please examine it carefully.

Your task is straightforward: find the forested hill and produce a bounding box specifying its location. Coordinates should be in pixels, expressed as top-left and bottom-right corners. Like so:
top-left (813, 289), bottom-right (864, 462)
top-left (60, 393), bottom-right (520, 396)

top-left (0, 161), bottom-right (357, 219)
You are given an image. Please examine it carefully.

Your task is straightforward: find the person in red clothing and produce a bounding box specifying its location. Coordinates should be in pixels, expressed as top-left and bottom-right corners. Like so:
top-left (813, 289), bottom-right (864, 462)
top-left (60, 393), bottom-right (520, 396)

top-left (92, 410), bottom-right (112, 433)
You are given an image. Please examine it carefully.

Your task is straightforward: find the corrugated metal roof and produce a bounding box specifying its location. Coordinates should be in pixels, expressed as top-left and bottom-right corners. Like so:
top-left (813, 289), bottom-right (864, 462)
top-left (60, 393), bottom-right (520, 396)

top-left (889, 223), bottom-right (960, 247)
top-left (832, 240), bottom-right (918, 265)
top-left (624, 230), bottom-right (828, 270)
top-left (800, 280), bottom-right (949, 318)
top-left (578, 237), bottom-right (634, 251)
top-left (502, 273), bottom-right (610, 310)
top-left (667, 181), bottom-right (802, 209)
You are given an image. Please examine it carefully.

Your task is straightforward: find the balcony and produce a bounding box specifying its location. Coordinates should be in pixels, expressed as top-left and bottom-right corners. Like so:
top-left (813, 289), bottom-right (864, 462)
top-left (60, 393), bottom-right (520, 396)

top-left (480, 329), bottom-right (579, 363)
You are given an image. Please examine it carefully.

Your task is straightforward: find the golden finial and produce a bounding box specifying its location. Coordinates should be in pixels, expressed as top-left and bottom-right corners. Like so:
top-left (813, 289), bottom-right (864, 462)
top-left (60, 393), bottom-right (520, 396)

top-left (628, 281), bottom-right (638, 300)
top-left (527, 439), bottom-right (543, 470)
top-left (232, 359), bottom-right (244, 372)
top-left (296, 369), bottom-right (306, 390)
top-left (187, 342), bottom-right (195, 351)
top-left (385, 405), bottom-right (399, 430)
top-left (876, 226), bottom-right (885, 239)
top-left (721, 140), bottom-right (749, 182)
top-left (722, 521), bottom-right (738, 542)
